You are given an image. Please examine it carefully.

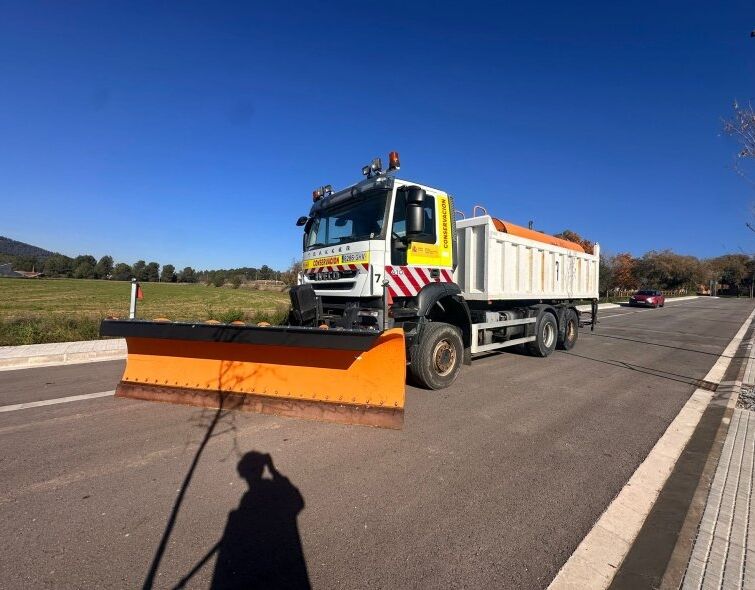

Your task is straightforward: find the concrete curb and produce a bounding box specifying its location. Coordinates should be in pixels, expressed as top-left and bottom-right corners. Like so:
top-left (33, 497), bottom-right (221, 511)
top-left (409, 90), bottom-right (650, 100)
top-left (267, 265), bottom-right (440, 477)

top-left (0, 339), bottom-right (126, 371)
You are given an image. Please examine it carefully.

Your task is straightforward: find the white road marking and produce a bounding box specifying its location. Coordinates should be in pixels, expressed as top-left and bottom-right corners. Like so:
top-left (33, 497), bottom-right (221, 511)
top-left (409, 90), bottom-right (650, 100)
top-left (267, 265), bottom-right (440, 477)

top-left (599, 309), bottom-right (656, 319)
top-left (0, 390), bottom-right (115, 413)
top-left (548, 304), bottom-right (755, 590)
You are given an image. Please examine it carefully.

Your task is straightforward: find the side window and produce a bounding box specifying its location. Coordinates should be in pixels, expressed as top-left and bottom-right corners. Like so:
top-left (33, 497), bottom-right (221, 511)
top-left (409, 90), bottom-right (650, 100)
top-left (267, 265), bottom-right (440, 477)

top-left (417, 197), bottom-right (436, 245)
top-left (392, 191), bottom-right (407, 238)
top-left (391, 190), bottom-right (437, 265)
top-left (391, 191), bottom-right (408, 265)
top-left (391, 192), bottom-right (436, 241)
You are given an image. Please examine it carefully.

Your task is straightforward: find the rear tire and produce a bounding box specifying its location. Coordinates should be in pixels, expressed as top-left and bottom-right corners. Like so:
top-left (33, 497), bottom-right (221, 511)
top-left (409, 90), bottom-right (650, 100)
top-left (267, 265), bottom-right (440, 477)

top-left (557, 309), bottom-right (579, 351)
top-left (410, 322), bottom-right (463, 390)
top-left (526, 312), bottom-right (558, 357)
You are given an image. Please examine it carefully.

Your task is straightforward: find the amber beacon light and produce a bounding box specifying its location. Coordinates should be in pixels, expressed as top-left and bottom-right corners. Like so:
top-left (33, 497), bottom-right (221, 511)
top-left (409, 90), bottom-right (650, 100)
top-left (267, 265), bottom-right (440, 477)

top-left (388, 151), bottom-right (400, 171)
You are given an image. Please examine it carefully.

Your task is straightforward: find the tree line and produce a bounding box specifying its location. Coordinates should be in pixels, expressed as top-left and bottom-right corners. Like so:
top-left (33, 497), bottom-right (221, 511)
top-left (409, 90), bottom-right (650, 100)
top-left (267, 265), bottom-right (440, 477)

top-left (7, 252), bottom-right (293, 286)
top-left (599, 251), bottom-right (754, 296)
top-left (552, 230), bottom-right (754, 296)
top-left (552, 229), bottom-right (753, 296)
top-left (7, 243), bottom-right (753, 295)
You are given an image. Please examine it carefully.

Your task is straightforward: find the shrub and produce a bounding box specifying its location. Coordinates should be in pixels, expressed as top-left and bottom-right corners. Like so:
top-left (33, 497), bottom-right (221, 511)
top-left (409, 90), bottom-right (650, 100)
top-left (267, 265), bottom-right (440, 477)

top-left (0, 315), bottom-right (102, 346)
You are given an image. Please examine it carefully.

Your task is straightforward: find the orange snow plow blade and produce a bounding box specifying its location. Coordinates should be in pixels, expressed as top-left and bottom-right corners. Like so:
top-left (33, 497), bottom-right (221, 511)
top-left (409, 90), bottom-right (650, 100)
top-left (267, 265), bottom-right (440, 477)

top-left (100, 320), bottom-right (406, 429)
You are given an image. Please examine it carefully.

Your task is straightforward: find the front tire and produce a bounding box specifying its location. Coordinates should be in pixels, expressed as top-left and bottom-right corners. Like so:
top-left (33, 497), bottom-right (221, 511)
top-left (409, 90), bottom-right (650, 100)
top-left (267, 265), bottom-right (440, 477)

top-left (526, 311), bottom-right (558, 357)
top-left (410, 322), bottom-right (463, 390)
top-left (557, 309), bottom-right (579, 351)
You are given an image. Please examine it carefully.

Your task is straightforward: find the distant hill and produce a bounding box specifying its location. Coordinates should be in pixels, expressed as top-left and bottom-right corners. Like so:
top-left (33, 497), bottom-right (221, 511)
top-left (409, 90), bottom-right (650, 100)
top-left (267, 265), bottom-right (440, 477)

top-left (0, 236), bottom-right (56, 259)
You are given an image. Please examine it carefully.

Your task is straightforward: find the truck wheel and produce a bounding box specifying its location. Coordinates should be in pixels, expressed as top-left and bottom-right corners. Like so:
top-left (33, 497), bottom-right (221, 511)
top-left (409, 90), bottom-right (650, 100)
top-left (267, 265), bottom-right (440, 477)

top-left (557, 309), bottom-right (578, 350)
top-left (410, 322), bottom-right (463, 390)
top-left (525, 311), bottom-right (558, 357)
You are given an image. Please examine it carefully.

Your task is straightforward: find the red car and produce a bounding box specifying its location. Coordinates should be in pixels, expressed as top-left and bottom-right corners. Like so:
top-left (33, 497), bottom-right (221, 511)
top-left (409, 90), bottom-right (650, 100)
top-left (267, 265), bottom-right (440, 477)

top-left (628, 289), bottom-right (665, 308)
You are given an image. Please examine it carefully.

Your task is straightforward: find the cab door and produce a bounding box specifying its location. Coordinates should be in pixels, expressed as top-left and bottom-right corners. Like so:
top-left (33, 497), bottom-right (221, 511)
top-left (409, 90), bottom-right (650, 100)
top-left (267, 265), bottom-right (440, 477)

top-left (387, 187), bottom-right (454, 297)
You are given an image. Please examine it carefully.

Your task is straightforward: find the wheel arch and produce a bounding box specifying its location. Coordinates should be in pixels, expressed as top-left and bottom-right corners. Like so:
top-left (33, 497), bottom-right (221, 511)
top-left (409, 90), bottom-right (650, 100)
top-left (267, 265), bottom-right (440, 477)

top-left (528, 303), bottom-right (560, 325)
top-left (416, 282), bottom-right (472, 352)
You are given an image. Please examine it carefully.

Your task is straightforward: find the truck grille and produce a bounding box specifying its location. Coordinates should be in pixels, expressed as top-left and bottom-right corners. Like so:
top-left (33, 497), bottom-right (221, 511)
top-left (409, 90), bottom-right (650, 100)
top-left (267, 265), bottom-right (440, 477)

top-left (312, 282), bottom-right (356, 291)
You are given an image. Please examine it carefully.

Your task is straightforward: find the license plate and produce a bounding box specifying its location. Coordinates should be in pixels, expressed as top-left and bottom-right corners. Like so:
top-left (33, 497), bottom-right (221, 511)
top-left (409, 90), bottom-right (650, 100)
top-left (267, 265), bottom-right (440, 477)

top-left (310, 271), bottom-right (341, 281)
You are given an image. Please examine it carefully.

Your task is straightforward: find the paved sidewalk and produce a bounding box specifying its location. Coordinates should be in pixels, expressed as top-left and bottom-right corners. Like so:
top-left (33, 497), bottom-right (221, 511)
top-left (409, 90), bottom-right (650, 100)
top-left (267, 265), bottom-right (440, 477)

top-left (681, 333), bottom-right (755, 590)
top-left (0, 339), bottom-right (126, 371)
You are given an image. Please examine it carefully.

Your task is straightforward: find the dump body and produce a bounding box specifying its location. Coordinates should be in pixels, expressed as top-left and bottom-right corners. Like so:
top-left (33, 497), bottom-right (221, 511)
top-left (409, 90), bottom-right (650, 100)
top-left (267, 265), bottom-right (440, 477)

top-left (455, 215), bottom-right (600, 301)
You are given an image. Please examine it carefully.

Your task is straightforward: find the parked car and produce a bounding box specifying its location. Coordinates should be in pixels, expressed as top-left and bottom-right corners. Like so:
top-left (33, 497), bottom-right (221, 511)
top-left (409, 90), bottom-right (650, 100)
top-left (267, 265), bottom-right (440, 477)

top-left (628, 289), bottom-right (665, 308)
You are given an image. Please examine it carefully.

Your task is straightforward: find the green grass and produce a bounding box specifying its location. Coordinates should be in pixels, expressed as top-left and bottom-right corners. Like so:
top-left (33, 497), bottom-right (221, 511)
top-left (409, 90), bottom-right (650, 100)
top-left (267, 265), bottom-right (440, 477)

top-left (0, 278), bottom-right (291, 345)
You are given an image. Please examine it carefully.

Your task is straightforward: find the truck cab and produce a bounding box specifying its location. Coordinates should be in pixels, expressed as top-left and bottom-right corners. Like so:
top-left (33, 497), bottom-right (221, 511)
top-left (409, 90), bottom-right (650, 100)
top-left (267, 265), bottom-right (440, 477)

top-left (299, 155), bottom-right (455, 330)
top-left (293, 152), bottom-right (598, 390)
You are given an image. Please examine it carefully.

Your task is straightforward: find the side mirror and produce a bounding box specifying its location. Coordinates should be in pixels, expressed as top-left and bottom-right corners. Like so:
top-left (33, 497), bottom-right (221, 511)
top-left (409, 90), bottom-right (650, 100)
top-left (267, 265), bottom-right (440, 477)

top-left (405, 186), bottom-right (426, 236)
top-left (296, 216), bottom-right (308, 227)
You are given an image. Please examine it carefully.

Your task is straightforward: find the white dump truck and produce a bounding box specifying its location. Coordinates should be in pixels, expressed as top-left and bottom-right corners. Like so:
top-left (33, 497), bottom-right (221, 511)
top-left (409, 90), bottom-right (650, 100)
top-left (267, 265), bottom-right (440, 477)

top-left (101, 152), bottom-right (600, 429)
top-left (293, 152), bottom-right (600, 390)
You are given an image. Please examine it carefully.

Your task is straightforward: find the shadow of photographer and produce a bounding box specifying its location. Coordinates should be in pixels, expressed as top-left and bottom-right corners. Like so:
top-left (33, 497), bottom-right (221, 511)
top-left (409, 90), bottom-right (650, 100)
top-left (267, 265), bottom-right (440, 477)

top-left (174, 451), bottom-right (310, 590)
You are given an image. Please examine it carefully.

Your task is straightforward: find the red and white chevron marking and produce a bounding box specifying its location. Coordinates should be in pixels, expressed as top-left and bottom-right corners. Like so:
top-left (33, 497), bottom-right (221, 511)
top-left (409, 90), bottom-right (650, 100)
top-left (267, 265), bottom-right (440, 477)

top-left (385, 265), bottom-right (454, 298)
top-left (307, 263), bottom-right (370, 273)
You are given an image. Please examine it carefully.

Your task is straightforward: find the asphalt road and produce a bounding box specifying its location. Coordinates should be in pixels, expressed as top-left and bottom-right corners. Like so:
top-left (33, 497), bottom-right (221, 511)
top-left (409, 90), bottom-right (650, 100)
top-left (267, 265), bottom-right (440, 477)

top-left (1, 297), bottom-right (753, 590)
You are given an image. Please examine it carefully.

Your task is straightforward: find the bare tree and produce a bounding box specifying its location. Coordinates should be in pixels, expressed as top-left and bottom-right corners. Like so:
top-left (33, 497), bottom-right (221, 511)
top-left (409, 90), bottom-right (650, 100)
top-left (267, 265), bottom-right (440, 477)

top-left (281, 258), bottom-right (303, 287)
top-left (723, 101), bottom-right (755, 183)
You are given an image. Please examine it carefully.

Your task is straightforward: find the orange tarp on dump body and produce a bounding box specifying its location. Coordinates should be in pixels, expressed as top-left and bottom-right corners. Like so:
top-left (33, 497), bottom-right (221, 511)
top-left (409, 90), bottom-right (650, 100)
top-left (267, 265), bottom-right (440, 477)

top-left (491, 218), bottom-right (585, 253)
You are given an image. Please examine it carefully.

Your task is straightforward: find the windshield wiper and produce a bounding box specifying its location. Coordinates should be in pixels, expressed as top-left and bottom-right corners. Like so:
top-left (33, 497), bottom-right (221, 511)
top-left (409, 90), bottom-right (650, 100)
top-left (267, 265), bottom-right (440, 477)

top-left (308, 243), bottom-right (327, 250)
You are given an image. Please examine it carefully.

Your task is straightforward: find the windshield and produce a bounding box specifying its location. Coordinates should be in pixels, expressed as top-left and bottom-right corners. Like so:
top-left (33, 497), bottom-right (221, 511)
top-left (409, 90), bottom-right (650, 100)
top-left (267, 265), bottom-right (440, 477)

top-left (637, 290), bottom-right (655, 295)
top-left (305, 190), bottom-right (388, 250)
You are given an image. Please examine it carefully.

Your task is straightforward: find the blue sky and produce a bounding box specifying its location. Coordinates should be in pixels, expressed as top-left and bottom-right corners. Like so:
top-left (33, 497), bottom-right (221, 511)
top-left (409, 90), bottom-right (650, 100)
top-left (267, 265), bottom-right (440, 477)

top-left (1, 1), bottom-right (753, 270)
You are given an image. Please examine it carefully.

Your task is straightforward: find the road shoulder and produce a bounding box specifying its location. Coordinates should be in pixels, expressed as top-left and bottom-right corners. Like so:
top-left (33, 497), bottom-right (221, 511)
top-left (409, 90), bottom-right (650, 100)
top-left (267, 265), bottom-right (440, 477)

top-left (548, 304), bottom-right (755, 590)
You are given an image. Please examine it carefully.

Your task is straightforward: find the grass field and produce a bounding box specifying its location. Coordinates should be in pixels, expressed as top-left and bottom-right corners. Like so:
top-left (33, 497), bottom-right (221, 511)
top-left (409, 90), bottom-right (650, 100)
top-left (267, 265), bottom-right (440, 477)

top-left (0, 278), bottom-right (290, 345)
